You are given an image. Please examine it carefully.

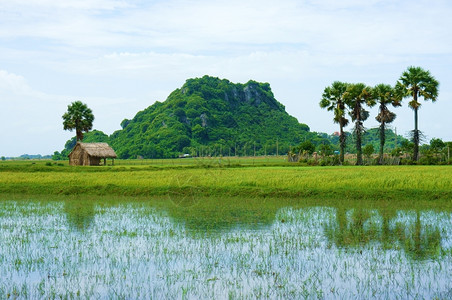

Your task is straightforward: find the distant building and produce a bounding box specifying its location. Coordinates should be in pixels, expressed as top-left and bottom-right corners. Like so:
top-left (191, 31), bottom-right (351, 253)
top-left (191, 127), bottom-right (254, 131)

top-left (68, 142), bottom-right (117, 166)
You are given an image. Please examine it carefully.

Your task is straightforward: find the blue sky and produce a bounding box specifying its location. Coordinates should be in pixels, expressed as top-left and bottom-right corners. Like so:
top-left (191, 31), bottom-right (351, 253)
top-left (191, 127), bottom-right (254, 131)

top-left (1, 0), bottom-right (451, 156)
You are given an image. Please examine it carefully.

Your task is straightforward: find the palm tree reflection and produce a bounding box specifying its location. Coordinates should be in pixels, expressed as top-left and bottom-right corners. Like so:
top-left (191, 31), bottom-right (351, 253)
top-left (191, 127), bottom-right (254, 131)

top-left (325, 207), bottom-right (442, 260)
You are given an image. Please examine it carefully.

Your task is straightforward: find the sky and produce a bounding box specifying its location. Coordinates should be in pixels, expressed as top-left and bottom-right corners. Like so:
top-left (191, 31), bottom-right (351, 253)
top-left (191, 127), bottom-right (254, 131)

top-left (1, 0), bottom-right (451, 157)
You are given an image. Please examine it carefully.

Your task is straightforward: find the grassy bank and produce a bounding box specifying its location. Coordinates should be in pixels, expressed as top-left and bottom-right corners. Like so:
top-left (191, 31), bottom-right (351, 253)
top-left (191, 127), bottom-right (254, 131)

top-left (1, 159), bottom-right (451, 201)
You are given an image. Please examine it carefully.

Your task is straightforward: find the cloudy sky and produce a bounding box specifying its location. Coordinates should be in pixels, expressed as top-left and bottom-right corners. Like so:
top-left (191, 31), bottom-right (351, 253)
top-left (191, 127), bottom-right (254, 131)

top-left (1, 0), bottom-right (451, 156)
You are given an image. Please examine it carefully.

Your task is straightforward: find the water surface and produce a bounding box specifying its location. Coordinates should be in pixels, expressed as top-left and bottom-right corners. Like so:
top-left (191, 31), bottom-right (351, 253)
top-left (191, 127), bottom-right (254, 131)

top-left (1, 197), bottom-right (451, 299)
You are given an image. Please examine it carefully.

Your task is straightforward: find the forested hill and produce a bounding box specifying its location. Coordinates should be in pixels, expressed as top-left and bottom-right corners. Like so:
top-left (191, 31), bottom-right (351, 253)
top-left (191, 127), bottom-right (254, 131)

top-left (107, 75), bottom-right (322, 158)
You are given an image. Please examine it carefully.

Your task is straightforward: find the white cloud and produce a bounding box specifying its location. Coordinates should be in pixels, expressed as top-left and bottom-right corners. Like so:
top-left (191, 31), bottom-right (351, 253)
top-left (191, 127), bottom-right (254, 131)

top-left (1, 0), bottom-right (451, 55)
top-left (0, 70), bottom-right (34, 95)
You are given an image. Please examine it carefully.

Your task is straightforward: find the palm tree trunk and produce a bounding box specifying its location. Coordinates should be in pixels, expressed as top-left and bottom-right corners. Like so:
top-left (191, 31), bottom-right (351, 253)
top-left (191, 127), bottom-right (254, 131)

top-left (379, 122), bottom-right (385, 165)
top-left (340, 124), bottom-right (345, 164)
top-left (413, 107), bottom-right (419, 161)
top-left (356, 122), bottom-right (362, 165)
top-left (355, 103), bottom-right (363, 165)
top-left (76, 129), bottom-right (84, 142)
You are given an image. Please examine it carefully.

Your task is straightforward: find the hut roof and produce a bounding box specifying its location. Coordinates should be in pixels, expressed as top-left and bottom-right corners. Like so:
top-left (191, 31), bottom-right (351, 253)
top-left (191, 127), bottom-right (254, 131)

top-left (75, 142), bottom-right (117, 158)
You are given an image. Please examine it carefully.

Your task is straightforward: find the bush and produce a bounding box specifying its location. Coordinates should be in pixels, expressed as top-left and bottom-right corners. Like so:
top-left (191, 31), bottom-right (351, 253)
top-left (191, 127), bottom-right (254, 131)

top-left (418, 155), bottom-right (440, 165)
top-left (319, 155), bottom-right (340, 166)
top-left (362, 144), bottom-right (375, 158)
top-left (307, 159), bottom-right (318, 166)
top-left (400, 158), bottom-right (416, 165)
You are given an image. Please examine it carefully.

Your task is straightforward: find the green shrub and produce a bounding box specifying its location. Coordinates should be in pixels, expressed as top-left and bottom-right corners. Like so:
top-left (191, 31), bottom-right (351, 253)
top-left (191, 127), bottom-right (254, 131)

top-left (400, 158), bottom-right (416, 165)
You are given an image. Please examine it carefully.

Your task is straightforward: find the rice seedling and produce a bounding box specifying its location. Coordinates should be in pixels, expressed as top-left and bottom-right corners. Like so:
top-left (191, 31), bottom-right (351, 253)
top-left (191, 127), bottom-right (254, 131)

top-left (0, 196), bottom-right (451, 298)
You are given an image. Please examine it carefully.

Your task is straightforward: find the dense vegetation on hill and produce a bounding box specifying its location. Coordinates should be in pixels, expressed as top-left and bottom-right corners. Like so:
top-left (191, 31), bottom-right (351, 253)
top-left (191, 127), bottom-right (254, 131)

top-left (54, 76), bottom-right (407, 160)
top-left (111, 76), bottom-right (324, 158)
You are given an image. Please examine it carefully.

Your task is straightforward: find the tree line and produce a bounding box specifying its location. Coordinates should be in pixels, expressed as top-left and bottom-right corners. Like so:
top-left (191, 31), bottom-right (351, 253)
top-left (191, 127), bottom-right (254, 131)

top-left (320, 66), bottom-right (439, 165)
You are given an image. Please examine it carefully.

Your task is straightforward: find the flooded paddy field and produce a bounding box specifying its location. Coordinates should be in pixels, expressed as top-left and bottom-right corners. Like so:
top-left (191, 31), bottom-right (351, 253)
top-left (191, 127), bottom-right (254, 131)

top-left (1, 196), bottom-right (452, 299)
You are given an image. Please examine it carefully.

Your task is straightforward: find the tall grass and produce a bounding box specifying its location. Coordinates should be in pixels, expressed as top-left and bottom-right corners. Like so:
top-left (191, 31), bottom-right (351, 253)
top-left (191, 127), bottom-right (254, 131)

top-left (1, 160), bottom-right (452, 200)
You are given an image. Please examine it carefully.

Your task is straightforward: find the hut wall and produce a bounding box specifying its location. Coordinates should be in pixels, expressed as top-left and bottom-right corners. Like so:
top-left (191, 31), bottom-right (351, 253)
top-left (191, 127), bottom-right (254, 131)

top-left (69, 147), bottom-right (97, 166)
top-left (89, 156), bottom-right (101, 166)
top-left (82, 152), bottom-right (90, 166)
top-left (69, 146), bottom-right (83, 166)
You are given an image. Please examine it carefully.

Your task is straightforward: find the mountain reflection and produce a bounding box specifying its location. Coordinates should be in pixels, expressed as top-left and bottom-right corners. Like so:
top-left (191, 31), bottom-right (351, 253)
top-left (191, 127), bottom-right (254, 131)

top-left (165, 197), bottom-right (281, 232)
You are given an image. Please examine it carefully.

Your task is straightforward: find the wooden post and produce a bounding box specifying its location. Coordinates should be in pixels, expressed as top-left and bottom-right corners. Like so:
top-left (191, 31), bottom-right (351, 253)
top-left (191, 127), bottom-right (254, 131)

top-left (103, 158), bottom-right (106, 166)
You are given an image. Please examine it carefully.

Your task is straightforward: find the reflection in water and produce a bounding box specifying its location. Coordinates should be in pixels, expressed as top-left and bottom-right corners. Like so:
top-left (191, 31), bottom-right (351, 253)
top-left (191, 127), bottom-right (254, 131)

top-left (398, 211), bottom-right (442, 260)
top-left (61, 197), bottom-right (446, 259)
top-left (64, 199), bottom-right (95, 231)
top-left (165, 197), bottom-right (280, 232)
top-left (325, 207), bottom-right (443, 260)
top-left (6, 197), bottom-right (447, 298)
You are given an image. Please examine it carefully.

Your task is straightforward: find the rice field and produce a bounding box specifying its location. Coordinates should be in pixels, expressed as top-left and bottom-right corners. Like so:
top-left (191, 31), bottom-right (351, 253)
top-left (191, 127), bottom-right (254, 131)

top-left (1, 160), bottom-right (452, 200)
top-left (1, 196), bottom-right (451, 299)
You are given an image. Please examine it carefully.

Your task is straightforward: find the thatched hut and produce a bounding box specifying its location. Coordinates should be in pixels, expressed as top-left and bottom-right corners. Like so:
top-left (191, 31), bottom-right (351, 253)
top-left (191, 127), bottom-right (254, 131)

top-left (68, 142), bottom-right (117, 166)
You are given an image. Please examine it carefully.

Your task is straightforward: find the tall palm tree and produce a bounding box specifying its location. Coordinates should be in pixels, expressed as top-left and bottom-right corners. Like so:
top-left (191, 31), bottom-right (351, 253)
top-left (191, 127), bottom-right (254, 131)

top-left (396, 66), bottom-right (439, 161)
top-left (320, 81), bottom-right (349, 164)
top-left (62, 101), bottom-right (94, 142)
top-left (374, 84), bottom-right (401, 164)
top-left (344, 83), bottom-right (375, 165)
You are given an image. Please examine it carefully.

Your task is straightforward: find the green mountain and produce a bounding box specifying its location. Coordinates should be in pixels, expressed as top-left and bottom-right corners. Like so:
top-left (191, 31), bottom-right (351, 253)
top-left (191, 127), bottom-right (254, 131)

top-left (56, 76), bottom-right (407, 159)
top-left (107, 75), bottom-right (327, 158)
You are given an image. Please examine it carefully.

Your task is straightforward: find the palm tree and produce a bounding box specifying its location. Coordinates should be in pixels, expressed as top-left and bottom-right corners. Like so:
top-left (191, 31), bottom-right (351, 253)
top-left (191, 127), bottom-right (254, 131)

top-left (320, 81), bottom-right (349, 164)
top-left (62, 101), bottom-right (94, 142)
top-left (374, 84), bottom-right (401, 164)
top-left (396, 66), bottom-right (439, 161)
top-left (344, 83), bottom-right (375, 165)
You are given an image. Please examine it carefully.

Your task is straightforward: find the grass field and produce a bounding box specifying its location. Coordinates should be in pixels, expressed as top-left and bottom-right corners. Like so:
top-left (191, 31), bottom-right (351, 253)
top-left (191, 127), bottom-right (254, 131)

top-left (1, 158), bottom-right (451, 202)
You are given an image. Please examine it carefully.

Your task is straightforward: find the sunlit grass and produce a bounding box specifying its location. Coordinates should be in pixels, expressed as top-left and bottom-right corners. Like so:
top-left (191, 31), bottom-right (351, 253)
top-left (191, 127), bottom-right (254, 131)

top-left (1, 161), bottom-right (452, 200)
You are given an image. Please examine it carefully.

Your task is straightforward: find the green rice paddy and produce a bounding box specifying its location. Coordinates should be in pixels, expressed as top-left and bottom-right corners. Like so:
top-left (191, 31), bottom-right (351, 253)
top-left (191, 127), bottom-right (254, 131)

top-left (0, 196), bottom-right (451, 299)
top-left (1, 159), bottom-right (452, 298)
top-left (1, 159), bottom-right (452, 200)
